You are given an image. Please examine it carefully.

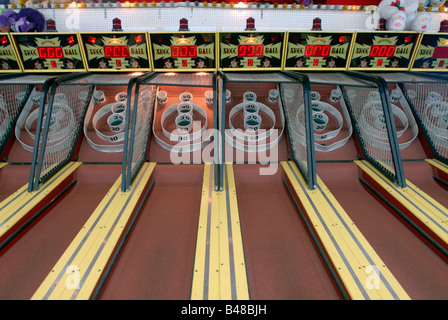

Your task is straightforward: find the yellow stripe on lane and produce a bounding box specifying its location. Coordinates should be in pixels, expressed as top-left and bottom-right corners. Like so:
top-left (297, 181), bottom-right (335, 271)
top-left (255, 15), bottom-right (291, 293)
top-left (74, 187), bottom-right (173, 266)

top-left (0, 162), bottom-right (81, 240)
top-left (225, 164), bottom-right (249, 300)
top-left (425, 159), bottom-right (448, 174)
top-left (0, 162), bottom-right (7, 171)
top-left (191, 164), bottom-right (249, 300)
top-left (191, 163), bottom-right (213, 300)
top-left (355, 160), bottom-right (448, 247)
top-left (282, 161), bottom-right (410, 300)
top-left (31, 162), bottom-right (156, 300)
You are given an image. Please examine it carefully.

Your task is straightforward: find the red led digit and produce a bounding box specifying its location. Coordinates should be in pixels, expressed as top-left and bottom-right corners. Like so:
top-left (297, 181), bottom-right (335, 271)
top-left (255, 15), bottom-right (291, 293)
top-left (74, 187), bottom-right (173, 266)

top-left (172, 46), bottom-right (179, 57)
top-left (305, 45), bottom-right (313, 57)
top-left (377, 59), bottom-right (383, 66)
top-left (116, 60), bottom-right (122, 67)
top-left (180, 46), bottom-right (187, 57)
top-left (248, 59), bottom-right (253, 66)
top-left (238, 45), bottom-right (246, 57)
top-left (189, 46), bottom-right (197, 58)
top-left (51, 61), bottom-right (57, 68)
top-left (105, 46), bottom-right (112, 57)
top-left (256, 45), bottom-right (263, 56)
top-left (122, 46), bottom-right (130, 58)
top-left (56, 47), bottom-right (64, 58)
top-left (113, 46), bottom-right (120, 57)
top-left (322, 45), bottom-right (330, 57)
top-left (38, 47), bottom-right (47, 59)
top-left (182, 59), bottom-right (187, 67)
top-left (247, 45), bottom-right (255, 56)
top-left (313, 59), bottom-right (318, 66)
top-left (386, 46), bottom-right (395, 57)
top-left (48, 47), bottom-right (55, 58)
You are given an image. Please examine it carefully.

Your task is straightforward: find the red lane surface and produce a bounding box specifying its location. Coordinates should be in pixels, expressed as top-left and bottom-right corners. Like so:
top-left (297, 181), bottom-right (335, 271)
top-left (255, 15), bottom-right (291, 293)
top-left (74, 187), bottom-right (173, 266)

top-left (316, 162), bottom-right (448, 300)
top-left (402, 160), bottom-right (448, 208)
top-left (100, 164), bottom-right (203, 300)
top-left (0, 164), bottom-right (121, 300)
top-left (233, 164), bottom-right (340, 300)
top-left (0, 165), bottom-right (31, 203)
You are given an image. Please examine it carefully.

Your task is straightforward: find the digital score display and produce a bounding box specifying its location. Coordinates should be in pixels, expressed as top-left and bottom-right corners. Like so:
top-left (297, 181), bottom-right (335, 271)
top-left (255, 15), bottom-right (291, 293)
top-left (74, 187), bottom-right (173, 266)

top-left (369, 45), bottom-right (396, 57)
top-left (11, 33), bottom-right (85, 72)
top-left (237, 44), bottom-right (264, 57)
top-left (411, 33), bottom-right (448, 71)
top-left (284, 31), bottom-right (353, 70)
top-left (219, 31), bottom-right (285, 70)
top-left (79, 32), bottom-right (150, 71)
top-left (150, 32), bottom-right (216, 71)
top-left (349, 31), bottom-right (419, 70)
top-left (38, 47), bottom-right (64, 59)
top-left (104, 45), bottom-right (131, 58)
top-left (305, 45), bottom-right (331, 57)
top-left (171, 45), bottom-right (197, 58)
top-left (0, 33), bottom-right (22, 72)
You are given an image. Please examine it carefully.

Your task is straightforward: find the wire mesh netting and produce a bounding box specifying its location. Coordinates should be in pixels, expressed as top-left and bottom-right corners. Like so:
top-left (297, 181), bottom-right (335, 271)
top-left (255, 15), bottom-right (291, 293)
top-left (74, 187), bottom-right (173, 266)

top-left (375, 72), bottom-right (448, 163)
top-left (35, 83), bottom-right (93, 187)
top-left (125, 84), bottom-right (156, 190)
top-left (280, 82), bottom-right (309, 182)
top-left (342, 85), bottom-right (398, 178)
top-left (302, 72), bottom-right (403, 185)
top-left (0, 82), bottom-right (32, 157)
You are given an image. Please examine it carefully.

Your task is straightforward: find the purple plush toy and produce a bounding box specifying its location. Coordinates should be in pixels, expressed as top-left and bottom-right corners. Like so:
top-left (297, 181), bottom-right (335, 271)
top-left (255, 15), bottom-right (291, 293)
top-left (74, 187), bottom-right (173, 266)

top-left (0, 9), bottom-right (17, 31)
top-left (0, 8), bottom-right (45, 32)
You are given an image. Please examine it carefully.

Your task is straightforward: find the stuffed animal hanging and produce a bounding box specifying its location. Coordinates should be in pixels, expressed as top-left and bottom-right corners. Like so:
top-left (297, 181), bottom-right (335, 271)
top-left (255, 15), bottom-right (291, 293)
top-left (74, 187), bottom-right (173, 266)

top-left (0, 8), bottom-right (45, 32)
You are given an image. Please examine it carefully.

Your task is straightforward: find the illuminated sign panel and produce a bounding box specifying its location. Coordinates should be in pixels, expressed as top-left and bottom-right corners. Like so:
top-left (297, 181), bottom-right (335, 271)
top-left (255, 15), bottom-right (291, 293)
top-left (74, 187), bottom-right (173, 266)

top-left (149, 32), bottom-right (216, 71)
top-left (11, 33), bottom-right (85, 72)
top-left (79, 32), bottom-right (150, 71)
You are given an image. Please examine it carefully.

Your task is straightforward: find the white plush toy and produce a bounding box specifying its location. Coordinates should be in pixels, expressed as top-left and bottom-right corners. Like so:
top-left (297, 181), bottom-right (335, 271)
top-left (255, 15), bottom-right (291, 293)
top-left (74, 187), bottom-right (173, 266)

top-left (378, 0), bottom-right (408, 30)
top-left (378, 0), bottom-right (432, 32)
top-left (409, 12), bottom-right (431, 32)
top-left (387, 10), bottom-right (407, 31)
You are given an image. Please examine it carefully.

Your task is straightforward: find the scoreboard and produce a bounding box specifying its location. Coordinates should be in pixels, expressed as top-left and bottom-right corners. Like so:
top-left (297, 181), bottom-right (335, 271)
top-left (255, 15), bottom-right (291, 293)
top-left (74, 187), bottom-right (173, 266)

top-left (411, 32), bottom-right (448, 71)
top-left (149, 32), bottom-right (217, 72)
top-left (78, 32), bottom-right (151, 72)
top-left (10, 32), bottom-right (85, 72)
top-left (218, 31), bottom-right (285, 70)
top-left (2, 28), bottom-right (448, 73)
top-left (348, 31), bottom-right (420, 71)
top-left (284, 31), bottom-right (354, 70)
